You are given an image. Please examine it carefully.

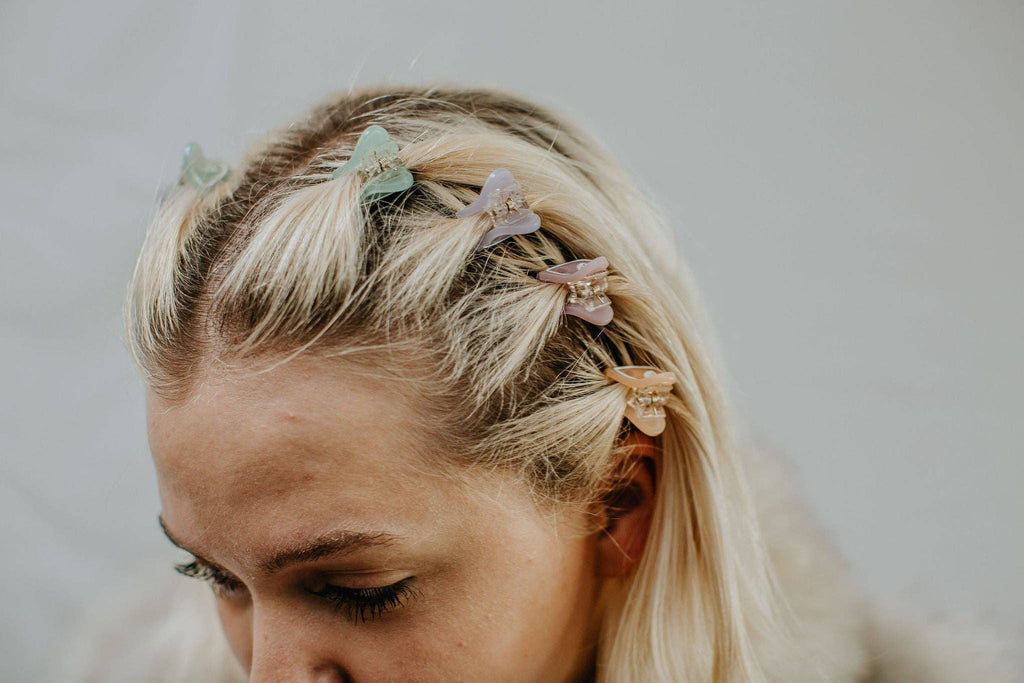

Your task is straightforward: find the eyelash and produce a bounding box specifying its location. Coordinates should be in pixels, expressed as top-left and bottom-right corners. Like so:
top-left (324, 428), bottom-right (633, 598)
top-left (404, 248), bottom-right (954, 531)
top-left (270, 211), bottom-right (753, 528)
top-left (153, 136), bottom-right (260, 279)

top-left (173, 560), bottom-right (244, 598)
top-left (310, 578), bottom-right (418, 624)
top-left (172, 559), bottom-right (417, 623)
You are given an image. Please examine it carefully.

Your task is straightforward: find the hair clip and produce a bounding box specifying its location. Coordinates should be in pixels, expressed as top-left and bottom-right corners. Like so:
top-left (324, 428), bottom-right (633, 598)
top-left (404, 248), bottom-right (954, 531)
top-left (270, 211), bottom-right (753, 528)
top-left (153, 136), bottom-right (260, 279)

top-left (457, 168), bottom-right (541, 250)
top-left (180, 142), bottom-right (230, 194)
top-left (604, 365), bottom-right (676, 436)
top-left (536, 257), bottom-right (613, 326)
top-left (333, 125), bottom-right (414, 198)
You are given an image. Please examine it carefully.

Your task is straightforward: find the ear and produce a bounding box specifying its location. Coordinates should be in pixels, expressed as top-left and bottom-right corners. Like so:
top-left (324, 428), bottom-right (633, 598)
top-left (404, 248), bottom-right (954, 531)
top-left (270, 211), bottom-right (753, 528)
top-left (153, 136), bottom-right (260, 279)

top-left (595, 430), bottom-right (660, 578)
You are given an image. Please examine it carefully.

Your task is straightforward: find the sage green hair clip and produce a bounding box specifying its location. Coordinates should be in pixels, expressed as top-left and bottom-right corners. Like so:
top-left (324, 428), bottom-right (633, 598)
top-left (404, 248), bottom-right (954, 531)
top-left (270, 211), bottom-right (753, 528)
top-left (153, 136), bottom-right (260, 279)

top-left (180, 142), bottom-right (230, 194)
top-left (332, 125), bottom-right (413, 199)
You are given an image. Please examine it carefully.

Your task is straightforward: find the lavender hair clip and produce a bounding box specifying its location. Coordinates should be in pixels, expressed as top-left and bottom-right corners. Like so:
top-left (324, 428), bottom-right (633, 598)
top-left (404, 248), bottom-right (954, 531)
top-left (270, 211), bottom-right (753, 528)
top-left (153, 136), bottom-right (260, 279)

top-left (457, 168), bottom-right (541, 250)
top-left (536, 256), bottom-right (614, 326)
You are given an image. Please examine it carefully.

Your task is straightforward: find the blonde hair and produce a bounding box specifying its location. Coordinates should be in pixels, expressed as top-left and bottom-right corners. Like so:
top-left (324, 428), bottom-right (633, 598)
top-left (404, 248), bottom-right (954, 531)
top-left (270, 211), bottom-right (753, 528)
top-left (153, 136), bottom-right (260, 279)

top-left (125, 86), bottom-right (798, 681)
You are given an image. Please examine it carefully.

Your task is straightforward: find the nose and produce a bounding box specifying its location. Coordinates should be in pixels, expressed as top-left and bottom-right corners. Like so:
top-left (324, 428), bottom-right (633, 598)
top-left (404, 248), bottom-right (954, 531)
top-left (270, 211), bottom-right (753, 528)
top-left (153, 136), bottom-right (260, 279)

top-left (246, 605), bottom-right (349, 683)
top-left (309, 665), bottom-right (350, 683)
top-left (249, 639), bottom-right (349, 682)
top-left (250, 662), bottom-right (348, 683)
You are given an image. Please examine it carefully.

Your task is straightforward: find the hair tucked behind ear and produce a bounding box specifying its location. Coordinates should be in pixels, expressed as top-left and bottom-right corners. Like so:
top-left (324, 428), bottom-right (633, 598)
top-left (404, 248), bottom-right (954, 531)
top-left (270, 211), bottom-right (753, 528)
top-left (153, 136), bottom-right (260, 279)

top-left (125, 85), bottom-right (800, 681)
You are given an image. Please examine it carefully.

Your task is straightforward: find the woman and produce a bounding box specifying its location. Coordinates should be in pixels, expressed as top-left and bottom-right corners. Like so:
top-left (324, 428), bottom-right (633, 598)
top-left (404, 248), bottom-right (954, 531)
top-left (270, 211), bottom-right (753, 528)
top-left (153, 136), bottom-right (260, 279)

top-left (113, 86), bottom-right (1011, 681)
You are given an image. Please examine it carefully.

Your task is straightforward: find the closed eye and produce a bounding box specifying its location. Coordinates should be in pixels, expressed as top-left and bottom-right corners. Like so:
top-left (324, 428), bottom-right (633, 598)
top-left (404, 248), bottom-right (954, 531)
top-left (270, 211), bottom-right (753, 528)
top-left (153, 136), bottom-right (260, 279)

top-left (174, 558), bottom-right (247, 598)
top-left (308, 577), bottom-right (419, 624)
top-left (173, 557), bottom-right (419, 624)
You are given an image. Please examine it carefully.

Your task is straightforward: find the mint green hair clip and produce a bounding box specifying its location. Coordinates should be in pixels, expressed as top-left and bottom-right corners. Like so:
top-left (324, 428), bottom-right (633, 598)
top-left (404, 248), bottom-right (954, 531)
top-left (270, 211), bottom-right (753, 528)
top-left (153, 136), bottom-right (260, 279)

top-left (332, 125), bottom-right (414, 199)
top-left (180, 142), bottom-right (230, 194)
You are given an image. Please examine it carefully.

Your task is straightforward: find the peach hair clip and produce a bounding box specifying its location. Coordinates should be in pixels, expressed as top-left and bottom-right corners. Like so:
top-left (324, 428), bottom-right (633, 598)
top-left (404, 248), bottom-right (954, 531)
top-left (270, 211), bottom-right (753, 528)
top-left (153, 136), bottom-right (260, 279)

top-left (604, 365), bottom-right (677, 436)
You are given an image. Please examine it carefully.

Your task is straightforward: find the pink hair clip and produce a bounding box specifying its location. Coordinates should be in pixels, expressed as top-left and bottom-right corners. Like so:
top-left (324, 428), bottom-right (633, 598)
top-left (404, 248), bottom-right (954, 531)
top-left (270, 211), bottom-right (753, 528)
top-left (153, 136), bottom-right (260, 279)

top-left (603, 365), bottom-right (676, 436)
top-left (536, 257), bottom-right (613, 326)
top-left (457, 168), bottom-right (541, 250)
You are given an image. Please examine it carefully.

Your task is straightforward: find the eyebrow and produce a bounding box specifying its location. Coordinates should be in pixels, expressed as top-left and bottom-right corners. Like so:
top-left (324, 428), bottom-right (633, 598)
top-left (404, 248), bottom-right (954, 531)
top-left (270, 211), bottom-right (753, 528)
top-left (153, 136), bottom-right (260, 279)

top-left (158, 514), bottom-right (400, 575)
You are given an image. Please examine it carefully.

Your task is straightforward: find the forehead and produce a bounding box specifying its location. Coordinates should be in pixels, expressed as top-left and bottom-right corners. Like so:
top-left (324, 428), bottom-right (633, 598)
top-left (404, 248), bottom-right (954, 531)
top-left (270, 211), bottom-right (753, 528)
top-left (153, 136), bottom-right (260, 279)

top-left (146, 355), bottom-right (448, 556)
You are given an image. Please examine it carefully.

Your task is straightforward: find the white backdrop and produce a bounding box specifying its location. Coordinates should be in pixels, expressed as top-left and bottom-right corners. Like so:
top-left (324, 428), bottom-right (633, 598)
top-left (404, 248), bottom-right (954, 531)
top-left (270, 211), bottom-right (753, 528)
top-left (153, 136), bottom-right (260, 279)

top-left (1, 1), bottom-right (1021, 679)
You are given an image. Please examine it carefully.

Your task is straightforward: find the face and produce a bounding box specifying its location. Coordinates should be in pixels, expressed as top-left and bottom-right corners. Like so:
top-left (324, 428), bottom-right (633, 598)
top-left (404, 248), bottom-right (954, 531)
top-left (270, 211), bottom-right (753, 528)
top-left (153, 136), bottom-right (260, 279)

top-left (147, 354), bottom-right (603, 682)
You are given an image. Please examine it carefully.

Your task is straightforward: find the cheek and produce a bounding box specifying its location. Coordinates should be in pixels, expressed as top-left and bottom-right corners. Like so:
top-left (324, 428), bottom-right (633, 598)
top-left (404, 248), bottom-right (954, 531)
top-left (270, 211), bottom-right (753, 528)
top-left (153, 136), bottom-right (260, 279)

top-left (401, 530), bottom-right (601, 679)
top-left (497, 533), bottom-right (599, 657)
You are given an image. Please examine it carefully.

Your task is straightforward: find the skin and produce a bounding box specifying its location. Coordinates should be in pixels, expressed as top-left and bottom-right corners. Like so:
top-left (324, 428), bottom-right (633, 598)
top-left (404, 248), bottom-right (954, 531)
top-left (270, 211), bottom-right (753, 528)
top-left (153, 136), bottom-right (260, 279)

top-left (147, 354), bottom-right (657, 682)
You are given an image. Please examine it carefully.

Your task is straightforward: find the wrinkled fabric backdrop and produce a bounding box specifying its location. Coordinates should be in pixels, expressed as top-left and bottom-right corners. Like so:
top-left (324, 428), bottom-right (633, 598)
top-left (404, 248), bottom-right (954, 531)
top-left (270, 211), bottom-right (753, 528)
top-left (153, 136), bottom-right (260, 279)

top-left (1, 1), bottom-right (1021, 679)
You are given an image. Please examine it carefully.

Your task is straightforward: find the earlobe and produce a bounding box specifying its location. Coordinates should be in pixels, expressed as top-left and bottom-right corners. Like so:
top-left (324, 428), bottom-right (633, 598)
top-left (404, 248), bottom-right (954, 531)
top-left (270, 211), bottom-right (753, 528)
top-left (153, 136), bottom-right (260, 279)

top-left (595, 431), bottom-right (660, 578)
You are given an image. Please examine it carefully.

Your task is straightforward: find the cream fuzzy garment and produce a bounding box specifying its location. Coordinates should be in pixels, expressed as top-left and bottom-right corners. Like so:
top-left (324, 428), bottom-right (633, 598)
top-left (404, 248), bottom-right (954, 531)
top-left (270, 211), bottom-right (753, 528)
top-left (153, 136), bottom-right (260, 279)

top-left (54, 447), bottom-right (1020, 682)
